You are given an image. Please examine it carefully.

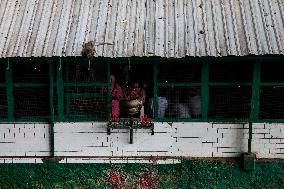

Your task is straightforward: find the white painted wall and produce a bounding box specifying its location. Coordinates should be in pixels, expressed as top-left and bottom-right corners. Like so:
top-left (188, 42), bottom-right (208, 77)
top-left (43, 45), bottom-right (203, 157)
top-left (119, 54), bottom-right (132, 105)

top-left (0, 123), bottom-right (49, 156)
top-left (0, 122), bottom-right (283, 160)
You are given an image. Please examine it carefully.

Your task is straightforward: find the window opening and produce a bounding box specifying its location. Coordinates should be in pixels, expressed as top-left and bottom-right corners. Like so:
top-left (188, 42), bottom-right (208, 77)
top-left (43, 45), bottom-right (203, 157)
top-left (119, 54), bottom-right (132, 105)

top-left (12, 60), bottom-right (50, 120)
top-left (208, 59), bottom-right (253, 121)
top-left (110, 61), bottom-right (153, 120)
top-left (0, 63), bottom-right (7, 119)
top-left (157, 60), bottom-right (202, 120)
top-left (12, 60), bottom-right (49, 83)
top-left (209, 59), bottom-right (253, 82)
top-left (0, 88), bottom-right (7, 119)
top-left (208, 86), bottom-right (252, 121)
top-left (13, 87), bottom-right (50, 119)
top-left (62, 60), bottom-right (108, 121)
top-left (260, 86), bottom-right (284, 120)
top-left (261, 61), bottom-right (284, 82)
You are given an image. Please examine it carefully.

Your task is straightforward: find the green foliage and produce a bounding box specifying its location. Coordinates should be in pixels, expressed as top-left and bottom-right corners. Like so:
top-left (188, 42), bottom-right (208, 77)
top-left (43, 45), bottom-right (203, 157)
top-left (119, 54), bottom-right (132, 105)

top-left (0, 160), bottom-right (283, 188)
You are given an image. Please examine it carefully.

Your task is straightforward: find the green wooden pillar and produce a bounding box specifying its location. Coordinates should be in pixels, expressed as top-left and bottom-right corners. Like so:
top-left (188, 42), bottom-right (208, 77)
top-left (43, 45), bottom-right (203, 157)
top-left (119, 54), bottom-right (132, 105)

top-left (153, 58), bottom-right (159, 119)
top-left (107, 61), bottom-right (111, 134)
top-left (250, 62), bottom-right (260, 122)
top-left (6, 59), bottom-right (14, 121)
top-left (201, 61), bottom-right (209, 121)
top-left (107, 61), bottom-right (110, 119)
top-left (247, 61), bottom-right (260, 157)
top-left (49, 61), bottom-right (55, 157)
top-left (57, 58), bottom-right (64, 121)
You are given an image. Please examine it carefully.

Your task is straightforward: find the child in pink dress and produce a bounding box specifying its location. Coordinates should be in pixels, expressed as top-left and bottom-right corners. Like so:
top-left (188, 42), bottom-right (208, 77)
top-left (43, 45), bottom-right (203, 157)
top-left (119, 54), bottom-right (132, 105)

top-left (129, 81), bottom-right (146, 116)
top-left (110, 75), bottom-right (123, 121)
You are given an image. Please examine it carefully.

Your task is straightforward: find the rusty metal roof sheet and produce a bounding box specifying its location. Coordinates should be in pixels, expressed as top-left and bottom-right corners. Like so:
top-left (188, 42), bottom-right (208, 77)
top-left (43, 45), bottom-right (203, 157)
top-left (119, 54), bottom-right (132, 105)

top-left (0, 0), bottom-right (283, 58)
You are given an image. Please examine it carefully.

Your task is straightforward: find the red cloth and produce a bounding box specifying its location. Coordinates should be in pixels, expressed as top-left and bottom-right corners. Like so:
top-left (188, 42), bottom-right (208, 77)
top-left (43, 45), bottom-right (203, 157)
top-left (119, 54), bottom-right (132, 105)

top-left (110, 84), bottom-right (123, 119)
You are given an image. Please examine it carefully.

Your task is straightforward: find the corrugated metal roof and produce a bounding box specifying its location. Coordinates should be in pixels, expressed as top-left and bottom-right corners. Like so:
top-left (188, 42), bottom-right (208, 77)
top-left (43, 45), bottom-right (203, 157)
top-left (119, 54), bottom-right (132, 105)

top-left (0, 0), bottom-right (283, 58)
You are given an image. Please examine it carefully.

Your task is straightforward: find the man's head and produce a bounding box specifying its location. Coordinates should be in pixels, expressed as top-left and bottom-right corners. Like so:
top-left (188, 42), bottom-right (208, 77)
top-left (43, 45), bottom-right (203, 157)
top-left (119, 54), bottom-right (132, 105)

top-left (110, 74), bottom-right (116, 84)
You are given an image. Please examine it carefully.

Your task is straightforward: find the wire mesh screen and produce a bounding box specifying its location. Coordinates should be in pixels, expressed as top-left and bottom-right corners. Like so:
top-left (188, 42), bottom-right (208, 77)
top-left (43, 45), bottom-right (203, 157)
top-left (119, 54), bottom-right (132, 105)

top-left (157, 86), bottom-right (201, 119)
top-left (12, 61), bottom-right (49, 83)
top-left (62, 61), bottom-right (108, 120)
top-left (13, 87), bottom-right (50, 119)
top-left (0, 63), bottom-right (5, 83)
top-left (53, 86), bottom-right (58, 117)
top-left (0, 88), bottom-right (7, 118)
top-left (208, 87), bottom-right (252, 121)
top-left (68, 97), bottom-right (106, 118)
top-left (158, 61), bottom-right (202, 83)
top-left (261, 61), bottom-right (284, 82)
top-left (209, 61), bottom-right (253, 82)
top-left (63, 61), bottom-right (108, 83)
top-left (260, 87), bottom-right (284, 119)
top-left (64, 87), bottom-right (107, 119)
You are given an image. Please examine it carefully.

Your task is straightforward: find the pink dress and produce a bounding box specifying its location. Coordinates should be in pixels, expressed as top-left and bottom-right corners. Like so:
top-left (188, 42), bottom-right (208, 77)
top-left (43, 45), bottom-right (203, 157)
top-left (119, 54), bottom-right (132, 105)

top-left (110, 84), bottom-right (123, 120)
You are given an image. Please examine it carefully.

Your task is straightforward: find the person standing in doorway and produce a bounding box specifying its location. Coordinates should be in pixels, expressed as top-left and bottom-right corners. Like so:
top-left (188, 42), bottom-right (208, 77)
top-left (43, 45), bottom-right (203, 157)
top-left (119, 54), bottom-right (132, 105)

top-left (110, 74), bottom-right (123, 121)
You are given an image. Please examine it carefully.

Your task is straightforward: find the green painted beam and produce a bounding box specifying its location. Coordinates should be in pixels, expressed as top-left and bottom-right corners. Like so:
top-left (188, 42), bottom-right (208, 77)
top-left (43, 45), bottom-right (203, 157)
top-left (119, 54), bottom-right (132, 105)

top-left (65, 93), bottom-right (104, 98)
top-left (106, 61), bottom-right (111, 134)
top-left (13, 118), bottom-right (49, 122)
top-left (158, 83), bottom-right (201, 87)
top-left (63, 116), bottom-right (105, 122)
top-left (201, 62), bottom-right (209, 121)
top-left (13, 83), bottom-right (48, 87)
top-left (250, 62), bottom-right (261, 122)
top-left (57, 59), bottom-right (64, 121)
top-left (260, 82), bottom-right (284, 86)
top-left (107, 61), bottom-right (110, 120)
top-left (248, 122), bottom-right (253, 154)
top-left (5, 60), bottom-right (14, 121)
top-left (208, 82), bottom-right (252, 86)
top-left (153, 59), bottom-right (158, 119)
top-left (157, 118), bottom-right (202, 122)
top-left (63, 82), bottom-right (107, 87)
top-left (49, 61), bottom-right (55, 157)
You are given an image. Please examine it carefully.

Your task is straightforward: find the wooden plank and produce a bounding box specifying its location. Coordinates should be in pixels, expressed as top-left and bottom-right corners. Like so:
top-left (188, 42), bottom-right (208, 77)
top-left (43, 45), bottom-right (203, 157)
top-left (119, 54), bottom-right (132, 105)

top-left (95, 0), bottom-right (109, 56)
top-left (42, 1), bottom-right (58, 57)
top-left (0, 1), bottom-right (17, 53)
top-left (73, 0), bottom-right (91, 56)
top-left (196, 0), bottom-right (206, 56)
top-left (87, 0), bottom-right (100, 47)
top-left (42, 1), bottom-right (60, 56)
top-left (13, 0), bottom-right (32, 56)
top-left (192, 0), bottom-right (199, 56)
top-left (114, 0), bottom-right (128, 56)
top-left (167, 0), bottom-right (175, 57)
top-left (65, 0), bottom-right (82, 55)
top-left (204, 0), bottom-right (216, 56)
top-left (134, 0), bottom-right (145, 56)
top-left (231, 0), bottom-right (247, 55)
top-left (146, 0), bottom-right (155, 56)
top-left (123, 0), bottom-right (132, 56)
top-left (103, 0), bottom-right (117, 57)
top-left (155, 0), bottom-right (165, 56)
top-left (1, 1), bottom-right (21, 57)
top-left (177, 0), bottom-right (185, 57)
top-left (126, 0), bottom-right (137, 56)
top-left (31, 0), bottom-right (53, 56)
top-left (223, 0), bottom-right (237, 55)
